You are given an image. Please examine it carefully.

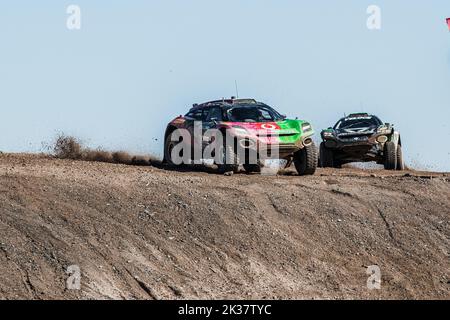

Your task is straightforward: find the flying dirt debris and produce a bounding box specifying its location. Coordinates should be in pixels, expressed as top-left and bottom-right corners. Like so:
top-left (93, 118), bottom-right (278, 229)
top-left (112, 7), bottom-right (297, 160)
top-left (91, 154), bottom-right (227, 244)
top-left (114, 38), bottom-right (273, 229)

top-left (52, 134), bottom-right (158, 166)
top-left (0, 153), bottom-right (449, 299)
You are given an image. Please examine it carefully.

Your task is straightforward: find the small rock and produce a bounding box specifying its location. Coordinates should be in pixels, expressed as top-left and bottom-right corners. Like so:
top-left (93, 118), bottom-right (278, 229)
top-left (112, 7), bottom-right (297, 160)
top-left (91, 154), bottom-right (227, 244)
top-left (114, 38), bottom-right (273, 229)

top-left (224, 171), bottom-right (234, 176)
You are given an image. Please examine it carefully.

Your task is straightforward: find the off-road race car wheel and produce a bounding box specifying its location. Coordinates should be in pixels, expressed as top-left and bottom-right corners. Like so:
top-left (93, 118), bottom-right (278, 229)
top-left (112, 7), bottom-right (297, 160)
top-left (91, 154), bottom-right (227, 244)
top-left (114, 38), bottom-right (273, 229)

top-left (294, 141), bottom-right (318, 176)
top-left (384, 141), bottom-right (397, 170)
top-left (217, 143), bottom-right (240, 174)
top-left (319, 142), bottom-right (334, 168)
top-left (164, 133), bottom-right (182, 166)
top-left (396, 144), bottom-right (405, 171)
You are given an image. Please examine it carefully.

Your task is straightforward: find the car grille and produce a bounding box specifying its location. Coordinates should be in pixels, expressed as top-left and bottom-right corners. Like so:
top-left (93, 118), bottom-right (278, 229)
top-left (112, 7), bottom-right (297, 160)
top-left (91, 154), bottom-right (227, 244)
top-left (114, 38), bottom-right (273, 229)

top-left (339, 135), bottom-right (370, 142)
top-left (257, 133), bottom-right (298, 137)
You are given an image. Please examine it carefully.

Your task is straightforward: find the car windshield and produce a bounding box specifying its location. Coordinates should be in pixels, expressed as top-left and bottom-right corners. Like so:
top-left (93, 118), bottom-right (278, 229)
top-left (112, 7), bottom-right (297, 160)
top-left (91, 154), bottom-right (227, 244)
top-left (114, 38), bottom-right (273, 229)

top-left (225, 105), bottom-right (283, 122)
top-left (335, 117), bottom-right (381, 129)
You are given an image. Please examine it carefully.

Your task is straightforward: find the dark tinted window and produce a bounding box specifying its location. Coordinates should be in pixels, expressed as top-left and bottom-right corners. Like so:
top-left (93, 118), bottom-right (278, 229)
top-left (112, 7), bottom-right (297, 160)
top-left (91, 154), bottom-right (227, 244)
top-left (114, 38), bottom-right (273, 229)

top-left (225, 105), bottom-right (282, 122)
top-left (205, 107), bottom-right (223, 122)
top-left (259, 109), bottom-right (273, 121)
top-left (335, 116), bottom-right (381, 129)
top-left (186, 109), bottom-right (203, 121)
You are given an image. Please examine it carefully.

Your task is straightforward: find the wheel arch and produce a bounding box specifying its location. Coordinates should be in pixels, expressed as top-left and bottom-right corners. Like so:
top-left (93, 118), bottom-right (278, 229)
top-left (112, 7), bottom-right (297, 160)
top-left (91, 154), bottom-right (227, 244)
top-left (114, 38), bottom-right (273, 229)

top-left (389, 131), bottom-right (401, 146)
top-left (164, 125), bottom-right (178, 141)
top-left (163, 125), bottom-right (179, 163)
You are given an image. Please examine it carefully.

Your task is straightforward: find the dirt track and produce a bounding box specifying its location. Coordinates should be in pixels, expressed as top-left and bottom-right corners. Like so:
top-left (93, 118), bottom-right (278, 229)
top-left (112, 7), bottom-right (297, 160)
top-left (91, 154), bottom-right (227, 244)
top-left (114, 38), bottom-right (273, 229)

top-left (0, 153), bottom-right (448, 300)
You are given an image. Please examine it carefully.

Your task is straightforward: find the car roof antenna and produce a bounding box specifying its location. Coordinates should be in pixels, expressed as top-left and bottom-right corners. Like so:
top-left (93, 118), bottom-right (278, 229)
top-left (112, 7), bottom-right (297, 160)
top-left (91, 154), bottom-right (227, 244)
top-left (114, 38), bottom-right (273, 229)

top-left (234, 80), bottom-right (239, 99)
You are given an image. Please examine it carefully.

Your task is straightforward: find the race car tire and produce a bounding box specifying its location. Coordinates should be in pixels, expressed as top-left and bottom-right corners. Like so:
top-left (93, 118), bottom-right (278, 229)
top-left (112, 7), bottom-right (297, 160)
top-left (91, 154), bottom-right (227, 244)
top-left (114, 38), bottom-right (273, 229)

top-left (319, 142), bottom-right (334, 168)
top-left (217, 143), bottom-right (240, 174)
top-left (396, 144), bottom-right (405, 171)
top-left (294, 141), bottom-right (318, 176)
top-left (384, 141), bottom-right (397, 170)
top-left (164, 132), bottom-right (182, 166)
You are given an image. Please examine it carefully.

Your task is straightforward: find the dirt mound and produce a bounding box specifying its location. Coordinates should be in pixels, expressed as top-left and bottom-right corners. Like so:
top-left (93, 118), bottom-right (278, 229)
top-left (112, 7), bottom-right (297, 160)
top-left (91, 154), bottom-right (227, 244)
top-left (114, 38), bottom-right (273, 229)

top-left (0, 153), bottom-right (448, 299)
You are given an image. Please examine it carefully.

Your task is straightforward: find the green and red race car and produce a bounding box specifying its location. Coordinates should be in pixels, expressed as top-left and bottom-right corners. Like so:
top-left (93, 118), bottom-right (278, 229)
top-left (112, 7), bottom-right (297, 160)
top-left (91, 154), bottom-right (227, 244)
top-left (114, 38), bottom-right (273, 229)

top-left (163, 97), bottom-right (317, 175)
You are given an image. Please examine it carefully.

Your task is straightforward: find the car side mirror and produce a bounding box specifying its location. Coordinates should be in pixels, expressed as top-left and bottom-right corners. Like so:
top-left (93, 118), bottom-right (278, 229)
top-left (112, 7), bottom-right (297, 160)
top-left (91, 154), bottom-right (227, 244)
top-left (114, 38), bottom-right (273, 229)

top-left (281, 114), bottom-right (287, 120)
top-left (328, 127), bottom-right (332, 130)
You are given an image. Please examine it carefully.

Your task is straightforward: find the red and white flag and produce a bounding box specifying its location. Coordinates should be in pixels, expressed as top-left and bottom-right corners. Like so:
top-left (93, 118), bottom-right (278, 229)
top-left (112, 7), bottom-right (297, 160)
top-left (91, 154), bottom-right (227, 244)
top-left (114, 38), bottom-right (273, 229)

top-left (447, 18), bottom-right (450, 31)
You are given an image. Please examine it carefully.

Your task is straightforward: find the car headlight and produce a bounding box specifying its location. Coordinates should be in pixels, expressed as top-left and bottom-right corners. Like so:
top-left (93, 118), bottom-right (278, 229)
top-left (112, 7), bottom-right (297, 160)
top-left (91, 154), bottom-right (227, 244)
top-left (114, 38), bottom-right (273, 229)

top-left (377, 126), bottom-right (391, 134)
top-left (302, 122), bottom-right (312, 133)
top-left (322, 131), bottom-right (334, 138)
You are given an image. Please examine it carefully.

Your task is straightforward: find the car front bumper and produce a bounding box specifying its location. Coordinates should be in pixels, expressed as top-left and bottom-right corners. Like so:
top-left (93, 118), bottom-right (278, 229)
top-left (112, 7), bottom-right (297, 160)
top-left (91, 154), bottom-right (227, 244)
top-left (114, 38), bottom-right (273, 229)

top-left (323, 133), bottom-right (388, 149)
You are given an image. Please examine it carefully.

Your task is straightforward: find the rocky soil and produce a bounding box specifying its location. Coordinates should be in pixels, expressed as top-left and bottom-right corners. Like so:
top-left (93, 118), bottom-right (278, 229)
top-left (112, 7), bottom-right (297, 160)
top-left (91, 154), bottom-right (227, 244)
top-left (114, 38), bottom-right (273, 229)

top-left (0, 153), bottom-right (448, 299)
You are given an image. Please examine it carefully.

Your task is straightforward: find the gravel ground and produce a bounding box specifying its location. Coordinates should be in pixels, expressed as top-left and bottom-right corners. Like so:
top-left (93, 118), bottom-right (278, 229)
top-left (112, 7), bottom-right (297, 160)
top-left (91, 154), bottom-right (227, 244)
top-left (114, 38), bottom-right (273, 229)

top-left (0, 153), bottom-right (448, 299)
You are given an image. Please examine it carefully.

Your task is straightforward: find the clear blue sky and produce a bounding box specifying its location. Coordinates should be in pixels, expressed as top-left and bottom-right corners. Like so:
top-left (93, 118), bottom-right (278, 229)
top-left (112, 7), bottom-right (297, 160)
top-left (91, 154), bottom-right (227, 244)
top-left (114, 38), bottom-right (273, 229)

top-left (1, 1), bottom-right (449, 171)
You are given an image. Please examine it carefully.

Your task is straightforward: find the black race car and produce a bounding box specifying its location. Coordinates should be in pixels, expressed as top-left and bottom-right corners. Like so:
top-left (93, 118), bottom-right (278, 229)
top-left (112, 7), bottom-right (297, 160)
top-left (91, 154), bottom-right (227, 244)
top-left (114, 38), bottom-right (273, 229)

top-left (319, 113), bottom-right (404, 170)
